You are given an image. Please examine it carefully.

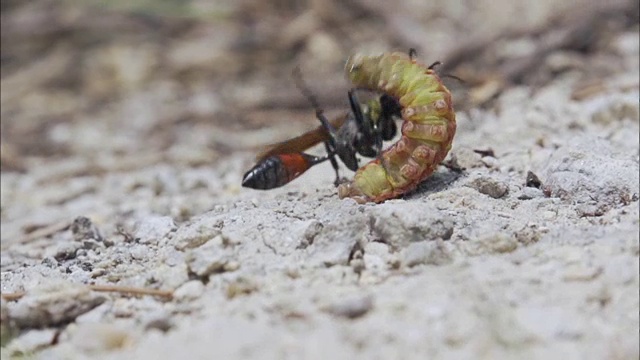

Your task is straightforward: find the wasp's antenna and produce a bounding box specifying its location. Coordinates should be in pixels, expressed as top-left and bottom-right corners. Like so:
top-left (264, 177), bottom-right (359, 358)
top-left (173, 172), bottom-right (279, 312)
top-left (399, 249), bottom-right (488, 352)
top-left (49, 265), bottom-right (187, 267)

top-left (292, 66), bottom-right (322, 112)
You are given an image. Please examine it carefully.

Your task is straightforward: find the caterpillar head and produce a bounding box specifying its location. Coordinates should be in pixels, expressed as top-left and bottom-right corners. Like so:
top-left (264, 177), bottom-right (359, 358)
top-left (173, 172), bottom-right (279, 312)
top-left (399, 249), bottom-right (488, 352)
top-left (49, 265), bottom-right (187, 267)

top-left (344, 54), bottom-right (367, 85)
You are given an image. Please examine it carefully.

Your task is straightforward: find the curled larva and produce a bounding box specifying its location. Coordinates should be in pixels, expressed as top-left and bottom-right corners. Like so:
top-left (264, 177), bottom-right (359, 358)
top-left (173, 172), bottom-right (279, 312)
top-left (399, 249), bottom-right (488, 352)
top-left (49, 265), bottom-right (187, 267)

top-left (338, 51), bottom-right (457, 203)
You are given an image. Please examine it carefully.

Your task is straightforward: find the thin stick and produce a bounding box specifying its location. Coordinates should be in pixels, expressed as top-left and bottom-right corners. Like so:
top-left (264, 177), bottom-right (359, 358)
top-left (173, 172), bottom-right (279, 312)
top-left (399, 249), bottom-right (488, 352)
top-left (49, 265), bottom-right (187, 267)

top-left (0, 291), bottom-right (25, 301)
top-left (88, 285), bottom-right (173, 298)
top-left (1, 221), bottom-right (71, 250)
top-left (89, 285), bottom-right (173, 298)
top-left (1, 284), bottom-right (174, 301)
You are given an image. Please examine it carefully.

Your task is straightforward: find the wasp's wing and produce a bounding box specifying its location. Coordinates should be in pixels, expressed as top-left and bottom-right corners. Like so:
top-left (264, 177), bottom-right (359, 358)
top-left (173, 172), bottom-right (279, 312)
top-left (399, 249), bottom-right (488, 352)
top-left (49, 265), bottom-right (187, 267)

top-left (255, 112), bottom-right (349, 162)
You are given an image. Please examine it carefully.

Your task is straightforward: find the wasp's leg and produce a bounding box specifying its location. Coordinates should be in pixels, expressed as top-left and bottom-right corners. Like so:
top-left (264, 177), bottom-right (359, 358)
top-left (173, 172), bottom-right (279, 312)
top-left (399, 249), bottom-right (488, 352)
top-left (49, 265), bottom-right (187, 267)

top-left (425, 61), bottom-right (465, 84)
top-left (347, 89), bottom-right (373, 139)
top-left (293, 67), bottom-right (349, 186)
top-left (348, 89), bottom-right (400, 139)
top-left (349, 88), bottom-right (392, 175)
top-left (352, 89), bottom-right (390, 174)
top-left (300, 144), bottom-right (346, 187)
top-left (409, 48), bottom-right (418, 61)
top-left (440, 157), bottom-right (465, 173)
top-left (427, 61), bottom-right (442, 70)
top-left (322, 141), bottom-right (345, 186)
top-left (373, 130), bottom-right (391, 177)
top-left (409, 48), bottom-right (442, 71)
top-left (311, 101), bottom-right (362, 181)
top-left (378, 94), bottom-right (401, 140)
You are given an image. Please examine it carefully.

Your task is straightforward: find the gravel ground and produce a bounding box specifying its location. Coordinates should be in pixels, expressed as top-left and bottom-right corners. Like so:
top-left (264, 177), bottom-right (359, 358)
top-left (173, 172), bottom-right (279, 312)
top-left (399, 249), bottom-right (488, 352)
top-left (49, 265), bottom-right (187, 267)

top-left (1, 1), bottom-right (638, 359)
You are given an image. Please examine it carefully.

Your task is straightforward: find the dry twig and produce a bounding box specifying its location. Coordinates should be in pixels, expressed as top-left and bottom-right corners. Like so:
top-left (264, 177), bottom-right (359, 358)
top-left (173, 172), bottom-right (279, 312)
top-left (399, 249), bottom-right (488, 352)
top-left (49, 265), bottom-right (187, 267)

top-left (1, 284), bottom-right (174, 301)
top-left (1, 221), bottom-right (71, 251)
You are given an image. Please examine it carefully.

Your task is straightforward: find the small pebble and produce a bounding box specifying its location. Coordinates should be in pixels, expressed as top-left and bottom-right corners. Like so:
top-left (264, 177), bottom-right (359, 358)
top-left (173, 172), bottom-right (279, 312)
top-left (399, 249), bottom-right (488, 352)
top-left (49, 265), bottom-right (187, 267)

top-left (133, 216), bottom-right (177, 244)
top-left (402, 240), bottom-right (452, 267)
top-left (186, 245), bottom-right (235, 277)
top-left (53, 243), bottom-right (81, 262)
top-left (173, 280), bottom-right (205, 301)
top-left (468, 176), bottom-right (509, 199)
top-left (323, 295), bottom-right (374, 319)
top-left (517, 187), bottom-right (544, 200)
top-left (71, 216), bottom-right (103, 242)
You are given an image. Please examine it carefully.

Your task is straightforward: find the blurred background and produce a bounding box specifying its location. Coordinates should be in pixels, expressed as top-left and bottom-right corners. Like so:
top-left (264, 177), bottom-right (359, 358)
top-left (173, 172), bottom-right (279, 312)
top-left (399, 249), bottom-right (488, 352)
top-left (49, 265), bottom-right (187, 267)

top-left (1, 0), bottom-right (638, 216)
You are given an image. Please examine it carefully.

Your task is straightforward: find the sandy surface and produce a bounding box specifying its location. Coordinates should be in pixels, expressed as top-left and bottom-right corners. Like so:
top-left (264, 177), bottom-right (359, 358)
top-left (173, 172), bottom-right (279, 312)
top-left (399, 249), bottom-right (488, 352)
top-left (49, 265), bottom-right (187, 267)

top-left (1, 1), bottom-right (639, 359)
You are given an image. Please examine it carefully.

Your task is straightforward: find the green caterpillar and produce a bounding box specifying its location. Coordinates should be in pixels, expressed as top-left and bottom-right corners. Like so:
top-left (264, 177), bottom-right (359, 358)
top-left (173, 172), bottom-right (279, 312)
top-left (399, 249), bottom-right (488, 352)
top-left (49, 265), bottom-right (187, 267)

top-left (338, 51), bottom-right (457, 203)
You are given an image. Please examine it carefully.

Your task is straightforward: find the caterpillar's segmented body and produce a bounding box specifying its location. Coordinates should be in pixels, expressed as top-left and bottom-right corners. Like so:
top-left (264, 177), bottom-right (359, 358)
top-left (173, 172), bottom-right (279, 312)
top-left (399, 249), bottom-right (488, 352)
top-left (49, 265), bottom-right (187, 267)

top-left (338, 52), bottom-right (457, 203)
